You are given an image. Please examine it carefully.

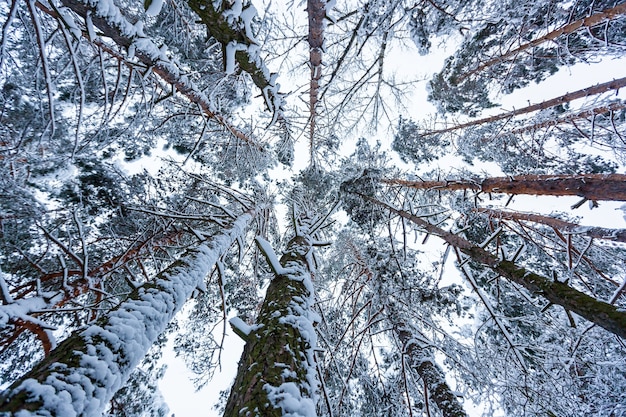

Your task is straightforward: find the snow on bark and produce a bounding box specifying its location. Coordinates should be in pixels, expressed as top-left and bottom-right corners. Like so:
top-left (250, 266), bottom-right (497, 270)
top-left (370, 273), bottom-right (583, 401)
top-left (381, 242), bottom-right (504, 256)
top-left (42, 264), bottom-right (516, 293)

top-left (224, 233), bottom-right (319, 417)
top-left (186, 0), bottom-right (284, 122)
top-left (393, 320), bottom-right (469, 417)
top-left (0, 212), bottom-right (253, 416)
top-left (350, 191), bottom-right (626, 339)
top-left (58, 0), bottom-right (261, 148)
top-left (144, 0), bottom-right (164, 17)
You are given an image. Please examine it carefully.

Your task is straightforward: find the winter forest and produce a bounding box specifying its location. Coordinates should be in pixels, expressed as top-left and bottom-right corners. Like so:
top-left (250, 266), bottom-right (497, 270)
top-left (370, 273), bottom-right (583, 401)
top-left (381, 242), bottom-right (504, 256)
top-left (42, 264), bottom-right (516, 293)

top-left (1, 0), bottom-right (626, 415)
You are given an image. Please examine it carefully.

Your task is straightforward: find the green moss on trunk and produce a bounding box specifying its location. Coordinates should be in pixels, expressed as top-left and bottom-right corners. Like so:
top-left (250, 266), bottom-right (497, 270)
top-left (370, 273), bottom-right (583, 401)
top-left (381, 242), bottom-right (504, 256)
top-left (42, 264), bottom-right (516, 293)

top-left (224, 236), bottom-right (317, 417)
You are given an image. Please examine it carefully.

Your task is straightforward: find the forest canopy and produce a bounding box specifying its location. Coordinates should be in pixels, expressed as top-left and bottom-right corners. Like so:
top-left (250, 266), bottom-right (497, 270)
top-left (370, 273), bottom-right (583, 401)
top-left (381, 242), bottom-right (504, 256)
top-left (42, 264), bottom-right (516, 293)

top-left (1, 0), bottom-right (626, 416)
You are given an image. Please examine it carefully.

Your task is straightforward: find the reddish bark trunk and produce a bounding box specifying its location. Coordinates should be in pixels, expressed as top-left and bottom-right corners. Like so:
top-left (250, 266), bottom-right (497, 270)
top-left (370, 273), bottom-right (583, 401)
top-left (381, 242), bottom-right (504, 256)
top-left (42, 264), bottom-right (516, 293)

top-left (457, 3), bottom-right (626, 84)
top-left (509, 101), bottom-right (626, 136)
top-left (422, 77), bottom-right (626, 136)
top-left (308, 0), bottom-right (326, 163)
top-left (383, 174), bottom-right (626, 201)
top-left (475, 207), bottom-right (626, 243)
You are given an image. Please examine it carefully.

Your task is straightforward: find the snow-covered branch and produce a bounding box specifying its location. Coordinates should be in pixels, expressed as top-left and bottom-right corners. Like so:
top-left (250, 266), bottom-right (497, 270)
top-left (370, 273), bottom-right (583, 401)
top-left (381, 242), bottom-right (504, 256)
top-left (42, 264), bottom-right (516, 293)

top-left (58, 0), bottom-right (262, 148)
top-left (187, 0), bottom-right (284, 123)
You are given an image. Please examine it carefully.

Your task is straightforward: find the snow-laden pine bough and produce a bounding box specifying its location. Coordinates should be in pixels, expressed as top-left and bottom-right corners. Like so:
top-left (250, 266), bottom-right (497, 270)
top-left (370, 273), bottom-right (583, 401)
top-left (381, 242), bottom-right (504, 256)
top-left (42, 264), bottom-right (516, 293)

top-left (0, 211), bottom-right (254, 415)
top-left (53, 0), bottom-right (280, 147)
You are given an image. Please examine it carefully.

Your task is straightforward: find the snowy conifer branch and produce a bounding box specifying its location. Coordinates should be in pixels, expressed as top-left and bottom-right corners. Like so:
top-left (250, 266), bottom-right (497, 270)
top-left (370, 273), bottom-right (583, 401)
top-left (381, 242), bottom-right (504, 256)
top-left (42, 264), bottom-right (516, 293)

top-left (186, 0), bottom-right (284, 123)
top-left (57, 0), bottom-right (263, 149)
top-left (255, 236), bottom-right (295, 276)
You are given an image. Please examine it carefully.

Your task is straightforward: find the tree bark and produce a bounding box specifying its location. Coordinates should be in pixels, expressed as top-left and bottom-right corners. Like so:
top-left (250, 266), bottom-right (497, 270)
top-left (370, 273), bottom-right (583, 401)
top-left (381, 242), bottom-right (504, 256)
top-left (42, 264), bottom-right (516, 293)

top-left (348, 243), bottom-right (469, 417)
top-left (509, 101), bottom-right (626, 136)
top-left (58, 0), bottom-right (261, 148)
top-left (421, 77), bottom-right (626, 136)
top-left (307, 0), bottom-right (326, 164)
top-left (223, 235), bottom-right (319, 417)
top-left (0, 212), bottom-right (253, 415)
top-left (475, 207), bottom-right (626, 244)
top-left (393, 321), bottom-right (468, 417)
top-left (186, 0), bottom-right (282, 115)
top-left (350, 192), bottom-right (626, 339)
top-left (456, 3), bottom-right (626, 84)
top-left (383, 173), bottom-right (626, 201)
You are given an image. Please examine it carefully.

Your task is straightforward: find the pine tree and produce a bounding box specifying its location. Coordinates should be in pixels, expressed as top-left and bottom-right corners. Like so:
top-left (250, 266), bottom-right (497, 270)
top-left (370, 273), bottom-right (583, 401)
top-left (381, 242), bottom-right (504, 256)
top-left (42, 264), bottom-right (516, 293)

top-left (2, 0), bottom-right (626, 416)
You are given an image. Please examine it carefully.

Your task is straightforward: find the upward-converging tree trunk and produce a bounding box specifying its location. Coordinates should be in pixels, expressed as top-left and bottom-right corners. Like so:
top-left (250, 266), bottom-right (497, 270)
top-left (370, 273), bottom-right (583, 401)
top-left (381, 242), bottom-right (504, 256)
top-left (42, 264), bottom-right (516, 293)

top-left (186, 0), bottom-right (282, 115)
top-left (307, 0), bottom-right (326, 164)
top-left (224, 233), bottom-right (319, 416)
top-left (349, 243), bottom-right (469, 417)
top-left (475, 207), bottom-right (626, 244)
top-left (393, 319), bottom-right (469, 417)
top-left (351, 192), bottom-right (626, 339)
top-left (383, 173), bottom-right (626, 201)
top-left (0, 212), bottom-right (254, 415)
top-left (456, 2), bottom-right (626, 84)
top-left (421, 76), bottom-right (626, 136)
top-left (509, 101), bottom-right (626, 136)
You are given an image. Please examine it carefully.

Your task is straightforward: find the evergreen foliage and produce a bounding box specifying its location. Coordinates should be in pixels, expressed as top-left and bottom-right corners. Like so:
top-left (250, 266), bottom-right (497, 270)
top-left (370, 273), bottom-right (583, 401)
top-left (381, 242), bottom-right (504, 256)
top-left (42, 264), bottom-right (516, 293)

top-left (1, 0), bottom-right (626, 416)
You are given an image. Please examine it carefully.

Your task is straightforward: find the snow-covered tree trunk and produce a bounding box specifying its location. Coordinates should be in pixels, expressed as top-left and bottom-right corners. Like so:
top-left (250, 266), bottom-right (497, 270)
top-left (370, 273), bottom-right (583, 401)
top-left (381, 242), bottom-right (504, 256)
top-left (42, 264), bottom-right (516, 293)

top-left (351, 192), bottom-right (626, 339)
top-left (0, 212), bottom-right (253, 415)
top-left (224, 234), bottom-right (319, 417)
top-left (393, 320), bottom-right (468, 417)
top-left (186, 0), bottom-right (283, 116)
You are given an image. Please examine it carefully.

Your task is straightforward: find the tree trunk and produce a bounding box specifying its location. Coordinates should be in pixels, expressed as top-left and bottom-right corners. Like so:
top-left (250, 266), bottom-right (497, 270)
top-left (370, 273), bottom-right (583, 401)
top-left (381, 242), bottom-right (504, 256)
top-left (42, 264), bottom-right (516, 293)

top-left (55, 0), bottom-right (260, 147)
top-left (456, 3), bottom-right (626, 84)
top-left (223, 235), bottom-right (319, 417)
top-left (350, 192), bottom-right (626, 339)
top-left (421, 77), bottom-right (626, 136)
top-left (0, 212), bottom-right (253, 415)
top-left (509, 101), bottom-right (626, 136)
top-left (349, 243), bottom-right (469, 417)
top-left (475, 207), bottom-right (626, 244)
top-left (308, 0), bottom-right (326, 164)
top-left (393, 320), bottom-right (468, 417)
top-left (383, 173), bottom-right (626, 201)
top-left (186, 0), bottom-right (281, 114)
